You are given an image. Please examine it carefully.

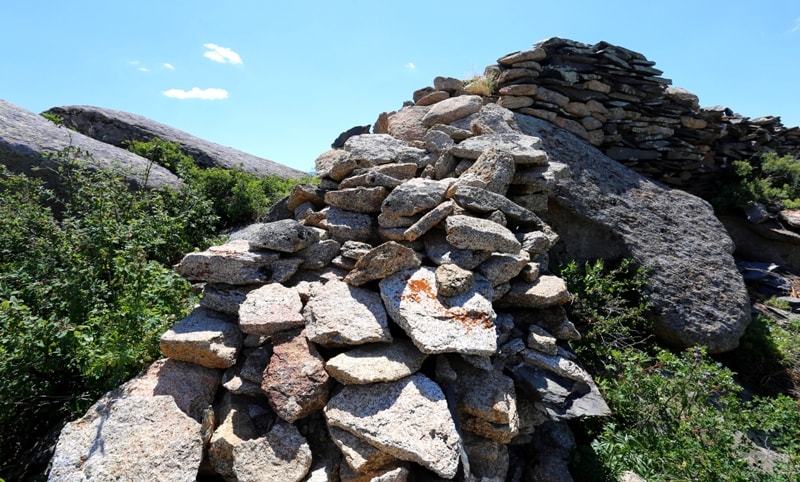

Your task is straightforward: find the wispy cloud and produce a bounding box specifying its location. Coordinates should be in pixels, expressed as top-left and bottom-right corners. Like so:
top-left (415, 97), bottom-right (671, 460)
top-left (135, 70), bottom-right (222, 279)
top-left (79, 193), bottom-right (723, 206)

top-left (163, 87), bottom-right (229, 100)
top-left (163, 63), bottom-right (175, 71)
top-left (404, 62), bottom-right (416, 70)
top-left (203, 43), bottom-right (242, 64)
top-left (138, 67), bottom-right (149, 72)
top-left (792, 17), bottom-right (800, 33)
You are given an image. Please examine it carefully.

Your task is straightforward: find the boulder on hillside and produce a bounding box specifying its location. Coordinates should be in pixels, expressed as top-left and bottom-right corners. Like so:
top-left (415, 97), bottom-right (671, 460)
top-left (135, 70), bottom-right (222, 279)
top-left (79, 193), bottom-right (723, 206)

top-left (0, 98), bottom-right (180, 191)
top-left (515, 114), bottom-right (750, 353)
top-left (45, 105), bottom-right (308, 179)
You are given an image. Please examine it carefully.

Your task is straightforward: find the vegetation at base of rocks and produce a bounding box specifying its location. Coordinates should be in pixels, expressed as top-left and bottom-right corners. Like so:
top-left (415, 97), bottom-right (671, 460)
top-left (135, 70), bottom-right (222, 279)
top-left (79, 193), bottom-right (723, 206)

top-left (40, 112), bottom-right (64, 126)
top-left (560, 259), bottom-right (800, 481)
top-left (713, 152), bottom-right (800, 213)
top-left (0, 147), bottom-right (221, 478)
top-left (462, 73), bottom-right (498, 96)
top-left (126, 138), bottom-right (317, 228)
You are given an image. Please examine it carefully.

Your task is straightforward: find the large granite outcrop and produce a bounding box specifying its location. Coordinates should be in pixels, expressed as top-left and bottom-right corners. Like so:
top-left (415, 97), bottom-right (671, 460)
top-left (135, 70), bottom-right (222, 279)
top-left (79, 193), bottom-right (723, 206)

top-left (0, 98), bottom-right (180, 191)
top-left (45, 105), bottom-right (308, 179)
top-left (514, 114), bottom-right (751, 353)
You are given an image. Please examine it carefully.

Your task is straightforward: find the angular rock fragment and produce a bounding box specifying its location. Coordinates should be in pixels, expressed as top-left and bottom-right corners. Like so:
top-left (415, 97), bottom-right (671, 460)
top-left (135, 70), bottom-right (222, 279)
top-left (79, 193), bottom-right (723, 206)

top-left (380, 266), bottom-right (497, 355)
top-left (450, 133), bottom-right (548, 165)
top-left (476, 250), bottom-right (530, 287)
top-left (445, 215), bottom-right (522, 254)
top-left (241, 219), bottom-right (320, 253)
top-left (343, 134), bottom-right (427, 165)
top-left (329, 426), bottom-right (399, 474)
top-left (174, 239), bottom-right (280, 285)
top-left (200, 283), bottom-right (254, 315)
top-left (499, 275), bottom-right (571, 308)
top-left (232, 420), bottom-right (312, 482)
top-left (304, 279), bottom-right (392, 346)
top-left (325, 340), bottom-right (427, 385)
top-left (316, 149), bottom-right (357, 180)
top-left (424, 230), bottom-right (492, 269)
top-left (263, 329), bottom-right (331, 422)
top-left (344, 241), bottom-right (421, 286)
top-left (325, 186), bottom-right (389, 213)
top-left (160, 307), bottom-right (242, 369)
top-left (452, 147), bottom-right (515, 195)
top-left (297, 238), bottom-right (341, 270)
top-left (402, 200), bottom-right (455, 241)
top-left (453, 185), bottom-right (543, 225)
top-left (49, 396), bottom-right (202, 482)
top-left (327, 207), bottom-right (375, 242)
top-left (435, 263), bottom-right (474, 297)
top-left (381, 178), bottom-right (448, 218)
top-left (324, 374), bottom-right (461, 478)
top-left (238, 283), bottom-right (304, 336)
top-left (421, 95), bottom-right (484, 127)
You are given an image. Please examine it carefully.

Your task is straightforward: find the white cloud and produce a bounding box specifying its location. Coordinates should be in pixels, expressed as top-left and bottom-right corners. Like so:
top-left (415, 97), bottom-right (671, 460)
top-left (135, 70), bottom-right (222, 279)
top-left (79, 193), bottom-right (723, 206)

top-left (404, 62), bottom-right (416, 70)
top-left (163, 63), bottom-right (175, 70)
top-left (203, 43), bottom-right (242, 64)
top-left (138, 67), bottom-right (149, 72)
top-left (792, 18), bottom-right (800, 33)
top-left (163, 87), bottom-right (229, 100)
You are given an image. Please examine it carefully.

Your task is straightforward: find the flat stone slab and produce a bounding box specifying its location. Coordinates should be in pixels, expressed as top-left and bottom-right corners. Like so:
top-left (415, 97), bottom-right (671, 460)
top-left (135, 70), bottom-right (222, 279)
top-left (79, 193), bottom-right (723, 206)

top-left (343, 134), bottom-right (426, 165)
top-left (344, 241), bottom-right (421, 286)
top-left (49, 396), bottom-right (202, 482)
top-left (380, 266), bottom-right (497, 355)
top-left (450, 133), bottom-right (549, 165)
top-left (499, 275), bottom-right (571, 308)
top-left (421, 94), bottom-right (484, 127)
top-left (238, 283), bottom-right (304, 336)
top-left (325, 340), bottom-right (428, 384)
top-left (160, 307), bottom-right (242, 369)
top-left (323, 373), bottom-right (461, 478)
top-left (303, 279), bottom-right (393, 347)
top-left (381, 178), bottom-right (448, 218)
top-left (174, 240), bottom-right (280, 285)
top-left (453, 185), bottom-right (543, 225)
top-left (445, 215), bottom-right (522, 254)
top-left (236, 219), bottom-right (320, 253)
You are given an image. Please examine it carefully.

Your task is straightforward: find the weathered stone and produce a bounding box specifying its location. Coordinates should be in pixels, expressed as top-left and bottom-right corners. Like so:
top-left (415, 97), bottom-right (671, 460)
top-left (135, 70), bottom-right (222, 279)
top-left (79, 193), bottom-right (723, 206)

top-left (499, 275), bottom-right (571, 308)
top-left (402, 201), bottom-right (455, 241)
top-left (434, 76), bottom-right (464, 92)
top-left (49, 396), bottom-right (202, 482)
top-left (316, 149), bottom-right (357, 181)
top-left (416, 90), bottom-right (450, 106)
top-left (516, 114), bottom-right (750, 352)
top-left (387, 106), bottom-right (430, 143)
top-left (424, 230), bottom-right (492, 269)
top-left (200, 283), bottom-right (254, 315)
top-left (452, 148), bottom-right (515, 195)
top-left (232, 420), bottom-right (312, 482)
top-left (108, 358), bottom-right (221, 423)
top-left (535, 86), bottom-right (570, 108)
top-left (779, 209), bottom-right (800, 228)
top-left (325, 186), bottom-right (389, 213)
top-left (498, 48), bottom-right (546, 65)
top-left (469, 103), bottom-right (520, 135)
top-left (453, 185), bottom-right (542, 225)
top-left (208, 393), bottom-right (267, 479)
top-left (521, 349), bottom-right (592, 385)
top-left (381, 178), bottom-right (448, 218)
top-left (354, 162), bottom-right (419, 181)
top-left (445, 215), bottom-right (522, 254)
top-left (324, 374), bottom-right (461, 478)
top-left (344, 241), bottom-right (421, 286)
top-left (160, 307), bottom-right (242, 369)
top-left (304, 279), bottom-right (392, 346)
top-left (263, 329), bottom-right (331, 422)
top-left (328, 426), bottom-right (399, 474)
top-left (498, 84), bottom-right (538, 96)
top-left (430, 123), bottom-right (474, 141)
top-left (238, 283), bottom-right (304, 336)
top-left (380, 266), bottom-right (496, 355)
top-left (512, 306), bottom-right (582, 341)
top-left (340, 240), bottom-right (374, 260)
top-left (344, 134), bottom-right (426, 165)
top-left (327, 207), bottom-right (375, 242)
top-left (450, 133), bottom-right (548, 165)
top-left (516, 229), bottom-right (559, 255)
top-left (527, 324), bottom-right (559, 355)
top-left (339, 170), bottom-right (404, 190)
top-left (242, 220), bottom-right (320, 253)
top-left (476, 249), bottom-right (530, 286)
top-left (297, 239), bottom-right (341, 270)
top-left (325, 340), bottom-right (427, 385)
top-left (378, 212), bottom-right (420, 229)
top-left (435, 263), bottom-right (474, 297)
top-left (425, 128), bottom-right (456, 154)
top-left (421, 95), bottom-right (484, 127)
top-left (498, 96), bottom-right (534, 110)
top-left (174, 240), bottom-right (280, 285)
top-left (463, 433), bottom-right (509, 482)
top-left (267, 257), bottom-right (304, 283)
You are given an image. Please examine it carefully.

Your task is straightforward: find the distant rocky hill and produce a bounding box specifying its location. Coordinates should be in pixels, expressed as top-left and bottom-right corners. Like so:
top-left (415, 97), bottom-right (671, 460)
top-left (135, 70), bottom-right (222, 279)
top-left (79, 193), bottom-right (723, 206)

top-left (45, 37), bottom-right (775, 481)
top-left (44, 105), bottom-right (308, 179)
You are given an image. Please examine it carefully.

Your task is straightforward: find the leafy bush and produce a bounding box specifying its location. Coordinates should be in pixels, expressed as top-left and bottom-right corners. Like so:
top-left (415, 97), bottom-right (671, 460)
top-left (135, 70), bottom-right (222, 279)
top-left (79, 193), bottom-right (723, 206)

top-left (126, 138), bottom-right (316, 228)
top-left (561, 259), bottom-right (800, 481)
top-left (713, 152), bottom-right (800, 213)
top-left (0, 149), bottom-right (219, 478)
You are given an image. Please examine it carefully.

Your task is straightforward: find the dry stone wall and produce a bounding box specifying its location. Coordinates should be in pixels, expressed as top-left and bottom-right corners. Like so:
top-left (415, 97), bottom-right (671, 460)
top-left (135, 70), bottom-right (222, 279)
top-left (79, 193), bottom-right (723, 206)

top-left (414, 37), bottom-right (800, 198)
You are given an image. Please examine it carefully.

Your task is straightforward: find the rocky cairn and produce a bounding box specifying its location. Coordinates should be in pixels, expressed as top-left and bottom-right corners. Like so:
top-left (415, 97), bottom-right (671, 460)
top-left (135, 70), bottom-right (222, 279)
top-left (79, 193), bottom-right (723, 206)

top-left (49, 98), bottom-right (609, 481)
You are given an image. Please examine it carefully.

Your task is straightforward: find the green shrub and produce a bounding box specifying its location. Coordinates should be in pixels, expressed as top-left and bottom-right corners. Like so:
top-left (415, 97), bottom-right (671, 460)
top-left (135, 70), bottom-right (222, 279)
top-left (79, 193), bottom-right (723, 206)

top-left (713, 152), bottom-right (800, 213)
top-left (126, 138), bottom-right (316, 228)
top-left (0, 149), bottom-right (218, 477)
top-left (561, 259), bottom-right (800, 481)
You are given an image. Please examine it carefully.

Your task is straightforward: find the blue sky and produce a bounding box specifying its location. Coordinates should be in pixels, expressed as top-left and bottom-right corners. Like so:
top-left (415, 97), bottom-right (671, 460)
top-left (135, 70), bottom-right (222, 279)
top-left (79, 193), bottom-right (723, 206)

top-left (2, 1), bottom-right (798, 173)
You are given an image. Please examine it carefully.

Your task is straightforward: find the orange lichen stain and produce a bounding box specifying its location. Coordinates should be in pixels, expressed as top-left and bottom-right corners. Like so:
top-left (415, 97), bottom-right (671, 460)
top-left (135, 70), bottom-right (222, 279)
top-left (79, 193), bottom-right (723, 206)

top-left (401, 278), bottom-right (438, 304)
top-left (445, 307), bottom-right (493, 333)
top-left (400, 275), bottom-right (493, 333)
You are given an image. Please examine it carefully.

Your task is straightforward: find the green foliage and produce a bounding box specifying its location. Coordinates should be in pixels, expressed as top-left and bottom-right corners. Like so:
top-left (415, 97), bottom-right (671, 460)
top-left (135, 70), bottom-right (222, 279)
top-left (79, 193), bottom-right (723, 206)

top-left (126, 138), bottom-right (316, 227)
top-left (0, 149), bottom-right (218, 476)
top-left (561, 259), bottom-right (800, 481)
top-left (40, 112), bottom-right (63, 126)
top-left (713, 152), bottom-right (800, 213)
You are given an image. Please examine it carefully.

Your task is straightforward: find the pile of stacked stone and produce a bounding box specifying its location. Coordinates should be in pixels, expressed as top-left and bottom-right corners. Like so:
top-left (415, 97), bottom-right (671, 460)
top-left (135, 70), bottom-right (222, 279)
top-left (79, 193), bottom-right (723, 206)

top-left (49, 99), bottom-right (609, 482)
top-left (452, 37), bottom-right (800, 198)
